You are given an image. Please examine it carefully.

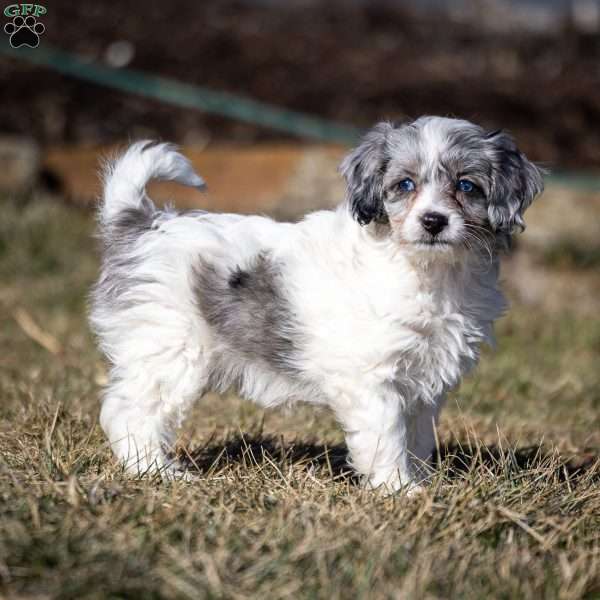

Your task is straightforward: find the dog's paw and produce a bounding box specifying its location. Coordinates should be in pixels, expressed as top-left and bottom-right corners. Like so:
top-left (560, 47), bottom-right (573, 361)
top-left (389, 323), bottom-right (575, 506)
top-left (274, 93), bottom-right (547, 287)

top-left (405, 483), bottom-right (427, 498)
top-left (367, 473), bottom-right (428, 498)
top-left (161, 460), bottom-right (200, 483)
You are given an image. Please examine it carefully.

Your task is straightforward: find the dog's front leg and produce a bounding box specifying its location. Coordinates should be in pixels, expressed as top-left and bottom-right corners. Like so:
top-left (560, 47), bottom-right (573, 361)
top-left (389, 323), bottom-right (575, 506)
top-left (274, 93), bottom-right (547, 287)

top-left (405, 400), bottom-right (442, 486)
top-left (334, 390), bottom-right (416, 494)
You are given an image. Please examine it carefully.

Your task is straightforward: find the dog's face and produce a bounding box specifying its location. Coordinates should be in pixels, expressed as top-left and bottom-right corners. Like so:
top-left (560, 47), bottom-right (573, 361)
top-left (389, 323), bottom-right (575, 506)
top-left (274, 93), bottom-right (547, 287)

top-left (341, 117), bottom-right (544, 255)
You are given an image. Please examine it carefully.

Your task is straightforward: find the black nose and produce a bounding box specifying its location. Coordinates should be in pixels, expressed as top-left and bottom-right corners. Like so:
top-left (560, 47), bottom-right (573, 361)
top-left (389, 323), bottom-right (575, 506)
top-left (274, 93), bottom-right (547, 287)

top-left (420, 212), bottom-right (448, 236)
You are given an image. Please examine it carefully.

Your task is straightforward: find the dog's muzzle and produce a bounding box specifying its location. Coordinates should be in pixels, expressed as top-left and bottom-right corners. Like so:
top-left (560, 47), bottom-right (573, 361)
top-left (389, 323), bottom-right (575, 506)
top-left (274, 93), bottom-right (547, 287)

top-left (420, 212), bottom-right (448, 236)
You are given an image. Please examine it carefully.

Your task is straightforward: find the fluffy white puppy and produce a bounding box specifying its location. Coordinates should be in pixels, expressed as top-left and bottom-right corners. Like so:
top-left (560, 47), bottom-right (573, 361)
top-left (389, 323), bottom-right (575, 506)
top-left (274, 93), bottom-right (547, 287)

top-left (90, 116), bottom-right (544, 493)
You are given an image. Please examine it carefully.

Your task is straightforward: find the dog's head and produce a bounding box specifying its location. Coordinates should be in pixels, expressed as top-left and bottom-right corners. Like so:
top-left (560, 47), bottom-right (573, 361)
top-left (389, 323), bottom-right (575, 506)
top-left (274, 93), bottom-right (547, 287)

top-left (340, 117), bottom-right (544, 255)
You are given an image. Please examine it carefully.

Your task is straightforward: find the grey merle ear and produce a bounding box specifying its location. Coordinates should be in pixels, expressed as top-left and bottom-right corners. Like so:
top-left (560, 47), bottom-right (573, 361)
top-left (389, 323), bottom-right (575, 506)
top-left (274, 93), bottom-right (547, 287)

top-left (340, 122), bottom-right (394, 225)
top-left (485, 130), bottom-right (545, 234)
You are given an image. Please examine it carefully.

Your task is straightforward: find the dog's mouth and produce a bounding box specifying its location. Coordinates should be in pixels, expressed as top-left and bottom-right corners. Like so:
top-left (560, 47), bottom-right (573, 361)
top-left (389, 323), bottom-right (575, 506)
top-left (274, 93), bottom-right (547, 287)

top-left (413, 239), bottom-right (454, 248)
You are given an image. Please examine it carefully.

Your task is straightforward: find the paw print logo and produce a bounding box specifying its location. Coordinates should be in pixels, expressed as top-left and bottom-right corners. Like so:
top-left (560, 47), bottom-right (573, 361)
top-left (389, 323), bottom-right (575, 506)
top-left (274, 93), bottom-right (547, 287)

top-left (4, 15), bottom-right (45, 48)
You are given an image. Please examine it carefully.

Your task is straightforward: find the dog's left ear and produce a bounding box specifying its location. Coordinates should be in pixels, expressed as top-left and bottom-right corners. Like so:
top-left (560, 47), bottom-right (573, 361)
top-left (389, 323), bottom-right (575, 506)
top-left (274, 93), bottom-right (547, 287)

top-left (340, 122), bottom-right (393, 225)
top-left (485, 130), bottom-right (545, 234)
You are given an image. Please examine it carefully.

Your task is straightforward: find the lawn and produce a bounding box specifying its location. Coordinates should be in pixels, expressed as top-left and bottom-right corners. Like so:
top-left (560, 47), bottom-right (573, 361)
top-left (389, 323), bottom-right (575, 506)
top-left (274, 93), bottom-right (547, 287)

top-left (1, 192), bottom-right (599, 599)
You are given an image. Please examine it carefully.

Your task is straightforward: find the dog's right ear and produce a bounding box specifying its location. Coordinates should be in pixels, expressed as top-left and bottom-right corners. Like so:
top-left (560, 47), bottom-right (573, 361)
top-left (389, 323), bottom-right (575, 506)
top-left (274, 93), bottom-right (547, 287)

top-left (340, 122), bottom-right (393, 226)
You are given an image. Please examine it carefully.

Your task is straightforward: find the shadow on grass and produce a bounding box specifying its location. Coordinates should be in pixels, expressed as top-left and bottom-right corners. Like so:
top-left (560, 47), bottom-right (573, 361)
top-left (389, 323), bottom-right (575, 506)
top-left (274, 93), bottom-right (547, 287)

top-left (434, 441), bottom-right (599, 483)
top-left (177, 434), bottom-right (599, 485)
top-left (178, 434), bottom-right (355, 480)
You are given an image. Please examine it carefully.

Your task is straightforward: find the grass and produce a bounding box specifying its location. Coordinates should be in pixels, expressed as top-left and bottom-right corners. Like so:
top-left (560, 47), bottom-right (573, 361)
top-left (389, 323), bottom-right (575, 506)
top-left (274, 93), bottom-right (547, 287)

top-left (542, 238), bottom-right (600, 271)
top-left (1, 193), bottom-right (600, 599)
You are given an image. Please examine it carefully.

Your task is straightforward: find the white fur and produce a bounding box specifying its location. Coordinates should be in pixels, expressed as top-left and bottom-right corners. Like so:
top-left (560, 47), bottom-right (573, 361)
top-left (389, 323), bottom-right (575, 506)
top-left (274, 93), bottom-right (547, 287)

top-left (100, 142), bottom-right (204, 224)
top-left (91, 139), bottom-right (508, 493)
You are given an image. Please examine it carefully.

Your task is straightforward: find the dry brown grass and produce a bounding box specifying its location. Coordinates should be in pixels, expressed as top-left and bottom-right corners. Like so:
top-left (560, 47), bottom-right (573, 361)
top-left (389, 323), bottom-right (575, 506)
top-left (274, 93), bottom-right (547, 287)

top-left (1, 193), bottom-right (600, 599)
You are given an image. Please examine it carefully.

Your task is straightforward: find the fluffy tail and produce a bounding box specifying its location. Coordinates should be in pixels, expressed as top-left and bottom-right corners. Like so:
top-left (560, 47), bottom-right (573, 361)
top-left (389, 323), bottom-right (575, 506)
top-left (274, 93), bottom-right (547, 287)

top-left (100, 141), bottom-right (205, 226)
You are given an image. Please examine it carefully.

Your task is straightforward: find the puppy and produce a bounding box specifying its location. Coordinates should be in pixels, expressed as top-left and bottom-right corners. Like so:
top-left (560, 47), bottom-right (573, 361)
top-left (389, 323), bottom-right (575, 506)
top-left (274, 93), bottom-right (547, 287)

top-left (90, 116), bottom-right (544, 493)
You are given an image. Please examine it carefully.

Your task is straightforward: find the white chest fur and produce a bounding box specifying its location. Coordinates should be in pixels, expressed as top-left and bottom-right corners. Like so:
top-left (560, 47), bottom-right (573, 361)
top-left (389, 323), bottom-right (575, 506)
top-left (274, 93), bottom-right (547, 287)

top-left (284, 219), bottom-right (506, 407)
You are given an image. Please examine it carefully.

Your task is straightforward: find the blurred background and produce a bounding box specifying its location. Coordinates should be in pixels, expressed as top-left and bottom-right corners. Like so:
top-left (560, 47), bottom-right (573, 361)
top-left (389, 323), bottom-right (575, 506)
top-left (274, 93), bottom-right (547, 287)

top-left (1, 0), bottom-right (599, 310)
top-left (2, 0), bottom-right (600, 163)
top-left (1, 0), bottom-right (599, 398)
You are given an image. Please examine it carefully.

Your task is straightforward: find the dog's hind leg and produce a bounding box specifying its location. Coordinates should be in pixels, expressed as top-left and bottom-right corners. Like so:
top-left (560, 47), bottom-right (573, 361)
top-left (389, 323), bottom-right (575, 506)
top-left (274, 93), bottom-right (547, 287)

top-left (97, 312), bottom-right (210, 478)
top-left (100, 359), bottom-right (207, 478)
top-left (100, 379), bottom-right (170, 477)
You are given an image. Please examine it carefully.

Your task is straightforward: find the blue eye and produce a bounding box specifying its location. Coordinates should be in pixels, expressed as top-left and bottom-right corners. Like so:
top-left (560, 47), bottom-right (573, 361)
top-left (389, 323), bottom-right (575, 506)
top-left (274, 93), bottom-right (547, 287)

top-left (457, 179), bottom-right (475, 193)
top-left (398, 178), bottom-right (415, 192)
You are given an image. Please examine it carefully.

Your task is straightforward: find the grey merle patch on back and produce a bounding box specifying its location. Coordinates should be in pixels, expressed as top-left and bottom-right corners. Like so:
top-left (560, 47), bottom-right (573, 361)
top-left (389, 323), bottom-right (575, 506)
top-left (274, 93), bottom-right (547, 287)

top-left (91, 200), bottom-right (158, 316)
top-left (194, 253), bottom-right (302, 375)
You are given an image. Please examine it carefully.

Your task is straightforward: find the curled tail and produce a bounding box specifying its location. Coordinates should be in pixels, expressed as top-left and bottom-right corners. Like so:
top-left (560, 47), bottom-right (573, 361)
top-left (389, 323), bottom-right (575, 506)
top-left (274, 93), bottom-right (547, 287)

top-left (100, 141), bottom-right (205, 226)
